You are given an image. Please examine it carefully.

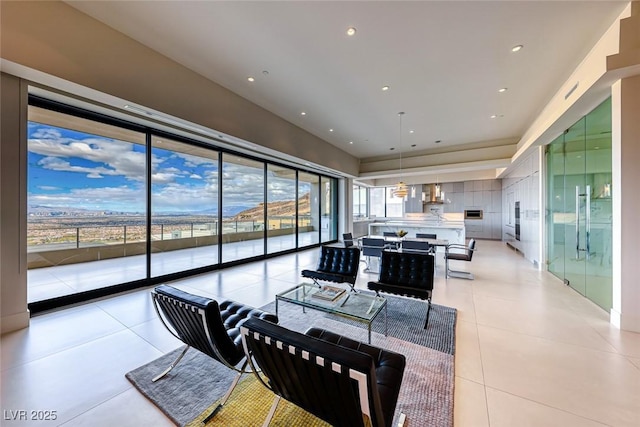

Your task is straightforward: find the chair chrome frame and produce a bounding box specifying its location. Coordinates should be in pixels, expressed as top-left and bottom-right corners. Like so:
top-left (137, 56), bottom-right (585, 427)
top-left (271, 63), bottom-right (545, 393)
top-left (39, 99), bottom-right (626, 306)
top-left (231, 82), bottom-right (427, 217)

top-left (151, 288), bottom-right (258, 422)
top-left (240, 318), bottom-right (406, 427)
top-left (361, 237), bottom-right (385, 274)
top-left (444, 239), bottom-right (476, 280)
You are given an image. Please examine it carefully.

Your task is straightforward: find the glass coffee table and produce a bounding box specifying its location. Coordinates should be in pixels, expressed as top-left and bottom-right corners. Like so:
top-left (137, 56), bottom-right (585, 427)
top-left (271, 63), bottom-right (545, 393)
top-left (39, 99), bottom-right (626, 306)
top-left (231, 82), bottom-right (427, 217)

top-left (276, 283), bottom-right (387, 344)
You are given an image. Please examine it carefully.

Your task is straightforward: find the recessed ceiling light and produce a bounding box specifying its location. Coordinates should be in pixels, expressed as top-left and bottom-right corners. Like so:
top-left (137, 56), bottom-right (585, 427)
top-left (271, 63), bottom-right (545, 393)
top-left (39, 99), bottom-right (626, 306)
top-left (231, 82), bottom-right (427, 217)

top-left (247, 77), bottom-right (255, 82)
top-left (409, 130), bottom-right (414, 134)
top-left (435, 140), bottom-right (442, 144)
top-left (498, 88), bottom-right (507, 93)
top-left (390, 148), bottom-right (395, 151)
top-left (491, 115), bottom-right (497, 119)
top-left (329, 129), bottom-right (334, 132)
top-left (346, 27), bottom-right (357, 36)
top-left (411, 144), bottom-right (416, 147)
top-left (262, 70), bottom-right (269, 75)
top-left (349, 141), bottom-right (353, 144)
top-left (511, 44), bottom-right (523, 52)
top-left (301, 112), bottom-right (306, 116)
top-left (382, 86), bottom-right (390, 91)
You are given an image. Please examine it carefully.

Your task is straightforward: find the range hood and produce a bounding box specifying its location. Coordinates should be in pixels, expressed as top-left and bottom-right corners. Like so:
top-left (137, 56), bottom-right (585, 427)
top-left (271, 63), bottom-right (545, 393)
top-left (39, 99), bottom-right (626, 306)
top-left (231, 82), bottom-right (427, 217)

top-left (424, 184), bottom-right (445, 204)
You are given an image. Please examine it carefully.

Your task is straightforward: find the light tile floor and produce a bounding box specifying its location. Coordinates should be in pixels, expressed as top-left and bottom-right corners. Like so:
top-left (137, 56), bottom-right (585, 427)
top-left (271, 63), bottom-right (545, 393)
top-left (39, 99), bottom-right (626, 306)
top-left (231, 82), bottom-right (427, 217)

top-left (2, 240), bottom-right (640, 426)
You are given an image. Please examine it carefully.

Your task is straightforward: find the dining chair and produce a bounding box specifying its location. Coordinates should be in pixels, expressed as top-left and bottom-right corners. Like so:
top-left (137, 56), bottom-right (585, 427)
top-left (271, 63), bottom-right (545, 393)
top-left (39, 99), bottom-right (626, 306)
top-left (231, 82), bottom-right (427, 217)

top-left (444, 239), bottom-right (477, 279)
top-left (361, 237), bottom-right (385, 273)
top-left (382, 231), bottom-right (399, 250)
top-left (401, 239), bottom-right (432, 254)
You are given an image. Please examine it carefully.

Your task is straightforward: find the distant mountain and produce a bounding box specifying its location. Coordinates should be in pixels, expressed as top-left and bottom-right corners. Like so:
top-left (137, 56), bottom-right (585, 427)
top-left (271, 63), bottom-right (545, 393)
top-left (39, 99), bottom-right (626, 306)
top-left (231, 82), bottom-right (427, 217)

top-left (232, 193), bottom-right (310, 221)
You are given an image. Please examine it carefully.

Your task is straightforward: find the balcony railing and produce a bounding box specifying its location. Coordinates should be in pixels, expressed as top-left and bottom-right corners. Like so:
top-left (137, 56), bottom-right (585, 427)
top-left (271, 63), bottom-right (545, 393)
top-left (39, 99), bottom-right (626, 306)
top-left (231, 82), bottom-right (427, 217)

top-left (27, 216), bottom-right (312, 253)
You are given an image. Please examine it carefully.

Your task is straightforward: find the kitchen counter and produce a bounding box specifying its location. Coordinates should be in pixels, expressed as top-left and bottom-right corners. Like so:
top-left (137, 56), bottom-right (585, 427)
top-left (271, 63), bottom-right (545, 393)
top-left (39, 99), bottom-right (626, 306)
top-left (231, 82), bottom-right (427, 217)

top-left (368, 220), bottom-right (465, 248)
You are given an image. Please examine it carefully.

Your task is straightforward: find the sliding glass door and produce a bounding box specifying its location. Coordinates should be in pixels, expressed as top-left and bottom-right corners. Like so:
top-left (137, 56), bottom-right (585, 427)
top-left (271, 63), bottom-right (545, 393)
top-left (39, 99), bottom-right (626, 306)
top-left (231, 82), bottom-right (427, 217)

top-left (546, 98), bottom-right (612, 311)
top-left (150, 135), bottom-right (219, 277)
top-left (27, 97), bottom-right (341, 309)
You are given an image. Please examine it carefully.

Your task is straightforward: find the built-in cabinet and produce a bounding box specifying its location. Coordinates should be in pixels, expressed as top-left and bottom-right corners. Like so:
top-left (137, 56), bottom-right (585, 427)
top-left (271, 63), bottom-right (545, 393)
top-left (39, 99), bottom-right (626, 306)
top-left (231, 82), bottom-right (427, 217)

top-left (442, 179), bottom-right (502, 240)
top-left (401, 180), bottom-right (503, 239)
top-left (501, 149), bottom-right (541, 266)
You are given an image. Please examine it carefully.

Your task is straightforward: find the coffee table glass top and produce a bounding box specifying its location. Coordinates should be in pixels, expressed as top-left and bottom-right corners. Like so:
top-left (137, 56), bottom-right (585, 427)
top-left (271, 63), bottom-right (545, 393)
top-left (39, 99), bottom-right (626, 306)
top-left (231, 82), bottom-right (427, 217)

top-left (276, 283), bottom-right (386, 322)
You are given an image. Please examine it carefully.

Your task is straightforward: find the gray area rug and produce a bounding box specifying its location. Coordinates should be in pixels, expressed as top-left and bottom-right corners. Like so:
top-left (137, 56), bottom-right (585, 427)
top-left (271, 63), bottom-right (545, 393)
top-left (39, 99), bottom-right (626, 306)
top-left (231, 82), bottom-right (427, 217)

top-left (263, 293), bottom-right (457, 355)
top-left (126, 296), bottom-right (456, 426)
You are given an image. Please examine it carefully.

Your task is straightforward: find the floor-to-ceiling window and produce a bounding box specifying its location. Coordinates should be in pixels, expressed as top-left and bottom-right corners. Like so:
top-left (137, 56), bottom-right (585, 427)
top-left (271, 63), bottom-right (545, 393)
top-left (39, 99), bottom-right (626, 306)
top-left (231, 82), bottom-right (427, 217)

top-left (369, 187), bottom-right (386, 217)
top-left (353, 184), bottom-right (368, 219)
top-left (298, 172), bottom-right (320, 247)
top-left (27, 104), bottom-right (147, 303)
top-left (320, 176), bottom-right (338, 243)
top-left (221, 154), bottom-right (265, 263)
top-left (150, 135), bottom-right (219, 276)
top-left (385, 186), bottom-right (404, 217)
top-left (26, 97), bottom-right (340, 310)
top-left (546, 98), bottom-right (612, 311)
top-left (266, 164), bottom-right (297, 254)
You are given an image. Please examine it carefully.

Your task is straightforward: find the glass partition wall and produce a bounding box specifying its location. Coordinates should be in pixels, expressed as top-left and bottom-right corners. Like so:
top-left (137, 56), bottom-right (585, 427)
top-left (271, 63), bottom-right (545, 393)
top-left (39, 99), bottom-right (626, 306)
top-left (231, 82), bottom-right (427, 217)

top-left (26, 98), bottom-right (339, 310)
top-left (546, 98), bottom-right (612, 311)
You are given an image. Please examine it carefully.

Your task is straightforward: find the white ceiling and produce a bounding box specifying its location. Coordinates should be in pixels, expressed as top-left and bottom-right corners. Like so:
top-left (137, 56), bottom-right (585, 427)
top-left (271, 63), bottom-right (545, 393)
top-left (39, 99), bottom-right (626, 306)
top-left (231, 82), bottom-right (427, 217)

top-left (66, 1), bottom-right (627, 163)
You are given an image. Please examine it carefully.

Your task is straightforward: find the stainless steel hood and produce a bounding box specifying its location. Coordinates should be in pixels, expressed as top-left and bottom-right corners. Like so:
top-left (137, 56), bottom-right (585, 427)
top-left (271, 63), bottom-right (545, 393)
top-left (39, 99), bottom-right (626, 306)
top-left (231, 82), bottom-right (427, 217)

top-left (424, 184), bottom-right (445, 204)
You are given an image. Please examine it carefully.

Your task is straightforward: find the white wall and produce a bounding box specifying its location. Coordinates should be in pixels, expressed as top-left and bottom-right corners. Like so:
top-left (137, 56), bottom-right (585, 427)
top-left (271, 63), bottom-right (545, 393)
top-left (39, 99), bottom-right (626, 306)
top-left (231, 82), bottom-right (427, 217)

top-left (502, 148), bottom-right (542, 266)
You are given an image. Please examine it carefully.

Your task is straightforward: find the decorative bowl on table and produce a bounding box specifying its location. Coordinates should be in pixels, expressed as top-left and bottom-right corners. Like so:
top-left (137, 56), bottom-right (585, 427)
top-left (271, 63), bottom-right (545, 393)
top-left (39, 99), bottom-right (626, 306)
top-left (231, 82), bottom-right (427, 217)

top-left (396, 230), bottom-right (408, 238)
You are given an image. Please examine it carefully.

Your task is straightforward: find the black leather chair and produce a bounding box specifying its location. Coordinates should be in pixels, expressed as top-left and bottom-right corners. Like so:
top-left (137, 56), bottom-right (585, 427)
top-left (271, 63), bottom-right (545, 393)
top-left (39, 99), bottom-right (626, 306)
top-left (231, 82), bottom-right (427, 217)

top-left (368, 251), bottom-right (435, 328)
top-left (361, 237), bottom-right (385, 273)
top-left (401, 239), bottom-right (432, 254)
top-left (343, 232), bottom-right (355, 248)
top-left (151, 285), bottom-right (278, 420)
top-left (301, 246), bottom-right (360, 292)
top-left (240, 317), bottom-right (406, 427)
top-left (444, 239), bottom-right (477, 279)
top-left (382, 231), bottom-right (399, 250)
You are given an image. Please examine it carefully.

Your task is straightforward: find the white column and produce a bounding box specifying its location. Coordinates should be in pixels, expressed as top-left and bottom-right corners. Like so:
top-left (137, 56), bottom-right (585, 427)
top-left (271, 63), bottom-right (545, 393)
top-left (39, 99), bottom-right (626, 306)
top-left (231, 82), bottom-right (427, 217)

top-left (1, 73), bottom-right (30, 333)
top-left (611, 75), bottom-right (640, 332)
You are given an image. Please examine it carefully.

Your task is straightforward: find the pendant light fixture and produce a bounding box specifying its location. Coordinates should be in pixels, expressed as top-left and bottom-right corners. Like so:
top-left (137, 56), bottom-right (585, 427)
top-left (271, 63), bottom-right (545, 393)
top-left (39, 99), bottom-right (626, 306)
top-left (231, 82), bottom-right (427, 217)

top-left (393, 112), bottom-right (408, 198)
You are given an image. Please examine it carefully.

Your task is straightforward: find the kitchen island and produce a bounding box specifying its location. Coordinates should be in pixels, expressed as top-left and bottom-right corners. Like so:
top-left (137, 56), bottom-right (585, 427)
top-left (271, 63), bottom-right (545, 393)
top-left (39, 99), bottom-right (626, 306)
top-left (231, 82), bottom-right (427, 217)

top-left (368, 213), bottom-right (465, 249)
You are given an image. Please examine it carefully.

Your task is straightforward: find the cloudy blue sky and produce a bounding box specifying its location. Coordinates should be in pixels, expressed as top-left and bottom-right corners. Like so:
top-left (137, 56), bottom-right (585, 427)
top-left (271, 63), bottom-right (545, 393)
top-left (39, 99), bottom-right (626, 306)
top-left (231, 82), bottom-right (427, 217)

top-left (28, 122), bottom-right (303, 215)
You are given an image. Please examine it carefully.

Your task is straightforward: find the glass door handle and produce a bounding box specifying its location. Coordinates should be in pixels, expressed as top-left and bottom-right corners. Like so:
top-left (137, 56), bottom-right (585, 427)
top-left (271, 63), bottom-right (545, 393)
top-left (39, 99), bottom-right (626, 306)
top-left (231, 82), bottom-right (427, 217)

top-left (586, 185), bottom-right (591, 260)
top-left (576, 186), bottom-right (589, 260)
top-left (576, 186), bottom-right (581, 259)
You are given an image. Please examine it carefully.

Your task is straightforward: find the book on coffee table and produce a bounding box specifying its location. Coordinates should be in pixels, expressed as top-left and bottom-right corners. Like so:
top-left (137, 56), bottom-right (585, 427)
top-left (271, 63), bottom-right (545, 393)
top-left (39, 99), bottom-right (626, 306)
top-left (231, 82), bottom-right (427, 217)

top-left (311, 285), bottom-right (346, 301)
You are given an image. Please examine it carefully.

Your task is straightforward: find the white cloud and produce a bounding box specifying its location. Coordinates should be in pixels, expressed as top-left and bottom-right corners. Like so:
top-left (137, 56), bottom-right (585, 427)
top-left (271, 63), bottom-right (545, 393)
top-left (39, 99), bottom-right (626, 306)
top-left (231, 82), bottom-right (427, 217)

top-left (29, 129), bottom-right (150, 181)
top-left (29, 185), bottom-right (146, 212)
top-left (175, 152), bottom-right (217, 168)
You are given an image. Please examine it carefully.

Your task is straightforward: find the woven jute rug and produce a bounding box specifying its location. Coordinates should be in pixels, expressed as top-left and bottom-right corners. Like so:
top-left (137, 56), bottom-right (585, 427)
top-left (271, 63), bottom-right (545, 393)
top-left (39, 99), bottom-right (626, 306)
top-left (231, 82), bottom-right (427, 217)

top-left (186, 375), bottom-right (330, 427)
top-left (126, 295), bottom-right (456, 426)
